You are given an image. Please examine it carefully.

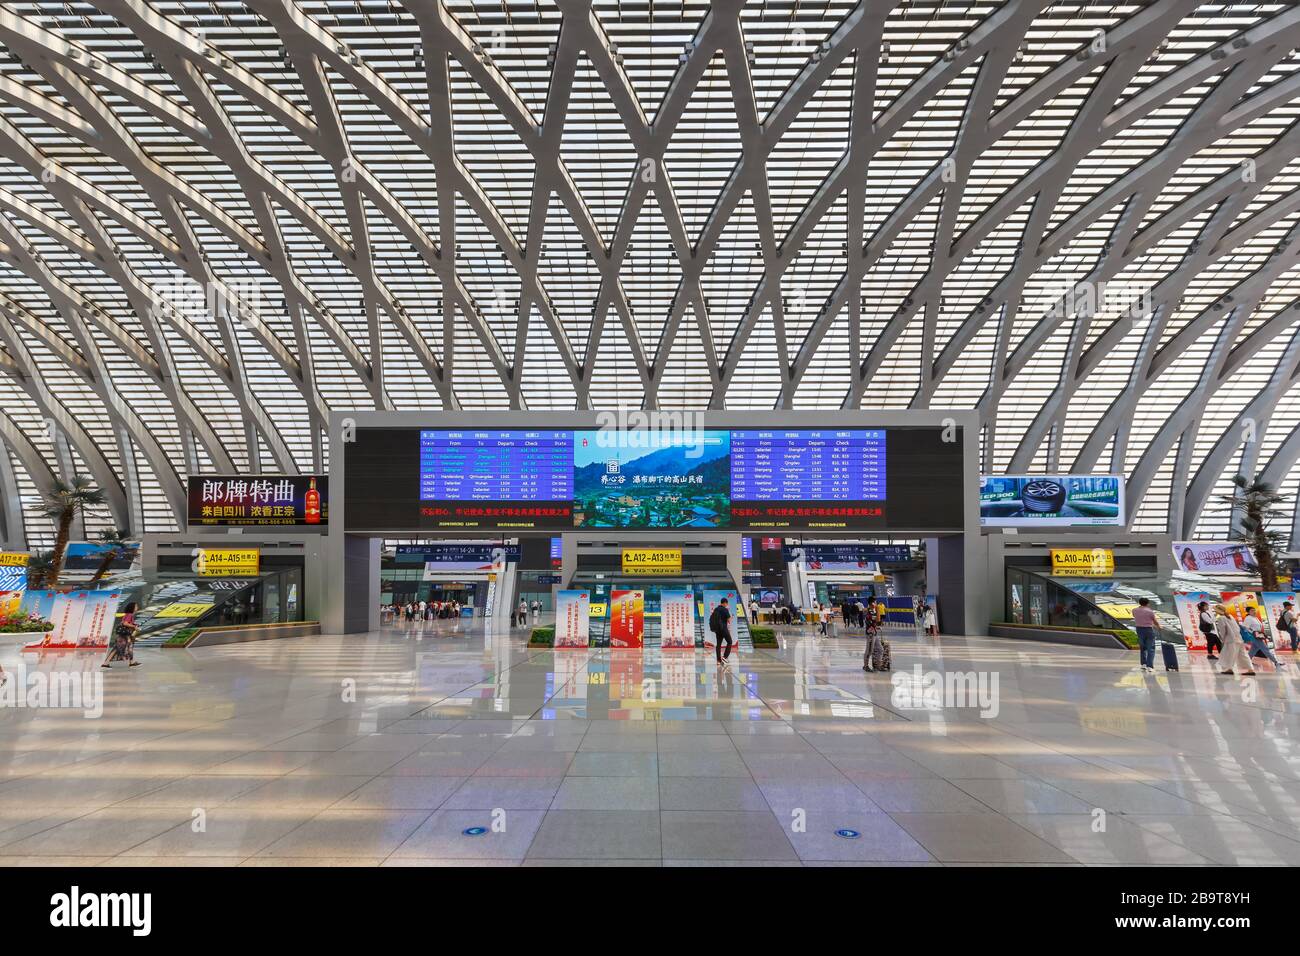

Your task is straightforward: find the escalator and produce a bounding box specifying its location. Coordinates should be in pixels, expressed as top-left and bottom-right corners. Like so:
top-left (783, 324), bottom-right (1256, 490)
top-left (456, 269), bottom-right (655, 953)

top-left (127, 568), bottom-right (304, 647)
top-left (1006, 565), bottom-right (1181, 642)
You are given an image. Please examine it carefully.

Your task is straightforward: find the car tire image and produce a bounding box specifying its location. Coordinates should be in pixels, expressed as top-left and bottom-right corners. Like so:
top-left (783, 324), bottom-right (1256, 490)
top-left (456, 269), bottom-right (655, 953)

top-left (1021, 479), bottom-right (1067, 514)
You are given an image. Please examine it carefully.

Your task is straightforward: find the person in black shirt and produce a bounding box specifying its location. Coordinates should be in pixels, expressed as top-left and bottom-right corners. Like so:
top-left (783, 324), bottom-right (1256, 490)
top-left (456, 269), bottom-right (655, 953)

top-left (710, 597), bottom-right (733, 665)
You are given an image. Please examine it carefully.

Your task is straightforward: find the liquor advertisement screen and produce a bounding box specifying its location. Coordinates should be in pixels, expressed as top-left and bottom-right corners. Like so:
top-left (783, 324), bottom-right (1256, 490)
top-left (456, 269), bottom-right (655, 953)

top-left (189, 475), bottom-right (327, 527)
top-left (345, 425), bottom-right (963, 533)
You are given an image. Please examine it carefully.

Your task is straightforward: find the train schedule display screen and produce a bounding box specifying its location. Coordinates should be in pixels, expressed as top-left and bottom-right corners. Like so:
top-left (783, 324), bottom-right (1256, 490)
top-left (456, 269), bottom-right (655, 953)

top-left (345, 425), bottom-right (963, 533)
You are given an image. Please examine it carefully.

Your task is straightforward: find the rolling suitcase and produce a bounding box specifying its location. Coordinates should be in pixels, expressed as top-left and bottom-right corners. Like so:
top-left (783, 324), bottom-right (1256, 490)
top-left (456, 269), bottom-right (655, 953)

top-left (1160, 640), bottom-right (1179, 671)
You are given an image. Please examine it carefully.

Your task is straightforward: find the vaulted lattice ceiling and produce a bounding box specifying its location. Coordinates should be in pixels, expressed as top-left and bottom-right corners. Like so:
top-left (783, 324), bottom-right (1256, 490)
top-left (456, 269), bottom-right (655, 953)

top-left (0, 0), bottom-right (1299, 547)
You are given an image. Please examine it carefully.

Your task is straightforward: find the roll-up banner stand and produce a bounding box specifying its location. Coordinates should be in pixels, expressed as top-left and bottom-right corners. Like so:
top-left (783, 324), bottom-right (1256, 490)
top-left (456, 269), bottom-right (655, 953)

top-left (554, 589), bottom-right (591, 648)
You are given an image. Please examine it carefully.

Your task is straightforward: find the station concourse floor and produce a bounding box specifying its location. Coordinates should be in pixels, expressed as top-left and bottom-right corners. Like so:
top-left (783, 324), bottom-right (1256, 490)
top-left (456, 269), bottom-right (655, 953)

top-left (2, 621), bottom-right (1300, 867)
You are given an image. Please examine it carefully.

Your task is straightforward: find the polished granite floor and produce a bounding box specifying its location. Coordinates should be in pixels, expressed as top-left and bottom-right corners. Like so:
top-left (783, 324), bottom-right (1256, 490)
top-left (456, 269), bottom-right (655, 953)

top-left (2, 619), bottom-right (1299, 866)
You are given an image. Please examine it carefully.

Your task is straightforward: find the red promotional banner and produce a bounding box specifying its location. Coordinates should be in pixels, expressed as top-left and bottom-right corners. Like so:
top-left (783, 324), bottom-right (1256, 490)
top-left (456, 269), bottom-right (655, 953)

top-left (609, 590), bottom-right (644, 649)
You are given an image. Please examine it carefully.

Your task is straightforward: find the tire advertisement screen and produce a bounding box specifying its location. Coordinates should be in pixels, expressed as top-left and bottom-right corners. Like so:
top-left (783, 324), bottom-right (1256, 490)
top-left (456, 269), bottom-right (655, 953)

top-left (979, 475), bottom-right (1123, 527)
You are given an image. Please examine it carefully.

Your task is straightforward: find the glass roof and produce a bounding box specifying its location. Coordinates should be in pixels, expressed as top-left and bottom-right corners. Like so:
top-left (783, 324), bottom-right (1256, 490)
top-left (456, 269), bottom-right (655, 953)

top-left (0, 1), bottom-right (1298, 547)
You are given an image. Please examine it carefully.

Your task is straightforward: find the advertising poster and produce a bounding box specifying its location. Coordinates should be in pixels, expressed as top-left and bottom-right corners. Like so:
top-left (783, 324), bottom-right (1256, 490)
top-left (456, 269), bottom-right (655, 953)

top-left (660, 589), bottom-right (695, 649)
top-left (189, 475), bottom-right (327, 527)
top-left (1221, 591), bottom-right (1264, 626)
top-left (554, 589), bottom-right (590, 648)
top-left (609, 590), bottom-right (645, 649)
top-left (979, 475), bottom-right (1123, 526)
top-left (0, 589), bottom-right (23, 616)
top-left (1174, 592), bottom-right (1219, 651)
top-left (1172, 542), bottom-right (1259, 575)
top-left (61, 542), bottom-right (140, 573)
top-left (20, 590), bottom-right (121, 649)
top-left (702, 589), bottom-right (740, 651)
top-left (1261, 592), bottom-right (1300, 648)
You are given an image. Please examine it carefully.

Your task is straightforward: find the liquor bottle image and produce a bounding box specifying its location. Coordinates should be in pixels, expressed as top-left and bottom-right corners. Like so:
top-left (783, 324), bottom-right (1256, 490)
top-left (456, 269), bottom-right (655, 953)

top-left (305, 477), bottom-right (321, 524)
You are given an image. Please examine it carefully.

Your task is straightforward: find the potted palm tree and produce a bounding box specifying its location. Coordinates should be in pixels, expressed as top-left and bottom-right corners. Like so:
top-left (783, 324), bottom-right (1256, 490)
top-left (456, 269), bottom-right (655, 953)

top-left (1216, 474), bottom-right (1289, 591)
top-left (88, 528), bottom-right (135, 584)
top-left (40, 476), bottom-right (107, 589)
top-left (25, 550), bottom-right (54, 590)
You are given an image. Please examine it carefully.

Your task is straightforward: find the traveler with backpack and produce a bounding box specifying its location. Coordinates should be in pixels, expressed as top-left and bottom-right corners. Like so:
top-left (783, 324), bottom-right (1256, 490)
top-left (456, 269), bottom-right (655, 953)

top-left (1278, 601), bottom-right (1299, 652)
top-left (1197, 601), bottom-right (1220, 660)
top-left (710, 597), bottom-right (733, 666)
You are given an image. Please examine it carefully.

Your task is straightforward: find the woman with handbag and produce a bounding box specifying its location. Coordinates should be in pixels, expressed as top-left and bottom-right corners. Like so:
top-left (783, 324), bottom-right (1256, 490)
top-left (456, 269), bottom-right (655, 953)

top-left (102, 601), bottom-right (140, 669)
top-left (1197, 601), bottom-right (1221, 660)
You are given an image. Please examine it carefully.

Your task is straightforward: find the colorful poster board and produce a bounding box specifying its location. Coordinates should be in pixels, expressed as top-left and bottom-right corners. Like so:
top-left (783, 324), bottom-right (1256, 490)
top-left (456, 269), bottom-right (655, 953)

top-left (1173, 592), bottom-right (1219, 651)
top-left (621, 547), bottom-right (682, 575)
top-left (702, 589), bottom-right (739, 651)
top-left (1222, 591), bottom-right (1264, 624)
top-left (1261, 592), bottom-right (1300, 648)
top-left (660, 589), bottom-right (695, 649)
top-left (18, 589), bottom-right (121, 649)
top-left (1050, 548), bottom-right (1114, 577)
top-left (609, 590), bottom-right (644, 649)
top-left (554, 589), bottom-right (591, 648)
top-left (1172, 541), bottom-right (1259, 575)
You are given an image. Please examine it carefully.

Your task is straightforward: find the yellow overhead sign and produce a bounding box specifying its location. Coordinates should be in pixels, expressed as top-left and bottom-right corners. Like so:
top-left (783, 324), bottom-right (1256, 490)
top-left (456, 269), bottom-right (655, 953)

top-left (1050, 548), bottom-right (1114, 577)
top-left (621, 547), bottom-right (682, 575)
top-left (0, 552), bottom-right (29, 567)
top-left (155, 601), bottom-right (215, 619)
top-left (195, 548), bottom-right (260, 577)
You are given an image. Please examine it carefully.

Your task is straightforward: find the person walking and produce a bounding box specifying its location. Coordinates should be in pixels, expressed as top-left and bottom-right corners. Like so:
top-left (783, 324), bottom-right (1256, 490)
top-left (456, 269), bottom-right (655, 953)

top-left (749, 596), bottom-right (759, 624)
top-left (1197, 601), bottom-right (1221, 661)
top-left (923, 603), bottom-right (938, 636)
top-left (1215, 604), bottom-right (1254, 676)
top-left (817, 603), bottom-right (830, 636)
top-left (1241, 607), bottom-right (1285, 670)
top-left (1131, 597), bottom-right (1159, 673)
top-left (102, 601), bottom-right (140, 669)
top-left (518, 599), bottom-right (528, 628)
top-left (530, 599), bottom-right (540, 624)
top-left (1277, 601), bottom-right (1299, 652)
top-left (710, 596), bottom-right (733, 666)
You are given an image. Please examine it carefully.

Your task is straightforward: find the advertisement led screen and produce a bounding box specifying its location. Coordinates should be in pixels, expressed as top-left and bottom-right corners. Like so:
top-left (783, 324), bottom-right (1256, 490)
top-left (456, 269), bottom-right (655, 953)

top-left (345, 425), bottom-right (964, 533)
top-left (979, 475), bottom-right (1123, 527)
top-left (189, 475), bottom-right (327, 527)
top-left (1172, 541), bottom-right (1260, 575)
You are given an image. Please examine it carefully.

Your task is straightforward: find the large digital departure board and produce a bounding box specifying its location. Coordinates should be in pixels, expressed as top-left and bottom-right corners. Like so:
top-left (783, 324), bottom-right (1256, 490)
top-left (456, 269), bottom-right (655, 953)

top-left (345, 424), bottom-right (963, 533)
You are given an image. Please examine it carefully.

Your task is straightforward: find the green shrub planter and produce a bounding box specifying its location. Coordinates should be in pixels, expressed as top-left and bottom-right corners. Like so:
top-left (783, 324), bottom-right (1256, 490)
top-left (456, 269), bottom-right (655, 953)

top-left (528, 626), bottom-right (554, 648)
top-left (992, 621), bottom-right (1139, 649)
top-left (164, 628), bottom-right (198, 647)
top-left (749, 626), bottom-right (778, 648)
